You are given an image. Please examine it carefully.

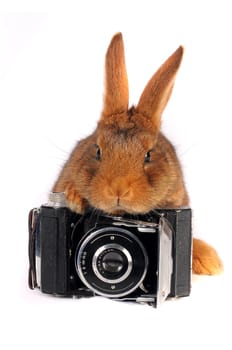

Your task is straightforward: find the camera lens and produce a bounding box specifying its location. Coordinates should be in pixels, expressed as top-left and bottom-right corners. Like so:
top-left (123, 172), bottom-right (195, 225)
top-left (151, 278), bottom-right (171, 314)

top-left (92, 244), bottom-right (132, 283)
top-left (76, 227), bottom-right (148, 298)
top-left (102, 251), bottom-right (123, 273)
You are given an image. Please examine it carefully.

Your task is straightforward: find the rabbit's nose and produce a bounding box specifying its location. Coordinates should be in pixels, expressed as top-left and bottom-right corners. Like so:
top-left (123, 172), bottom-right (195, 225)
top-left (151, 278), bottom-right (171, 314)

top-left (105, 179), bottom-right (131, 201)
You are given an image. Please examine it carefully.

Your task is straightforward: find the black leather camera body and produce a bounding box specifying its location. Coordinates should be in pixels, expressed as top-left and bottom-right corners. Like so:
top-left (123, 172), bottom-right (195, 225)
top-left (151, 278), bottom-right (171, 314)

top-left (28, 193), bottom-right (192, 307)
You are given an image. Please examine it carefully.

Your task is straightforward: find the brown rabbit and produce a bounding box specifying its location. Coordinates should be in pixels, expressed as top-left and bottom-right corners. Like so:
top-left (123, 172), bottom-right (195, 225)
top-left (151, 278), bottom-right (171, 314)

top-left (53, 33), bottom-right (223, 275)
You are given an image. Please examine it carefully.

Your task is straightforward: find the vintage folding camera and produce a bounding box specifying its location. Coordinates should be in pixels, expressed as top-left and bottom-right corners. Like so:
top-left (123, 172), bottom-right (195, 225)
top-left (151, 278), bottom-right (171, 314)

top-left (28, 192), bottom-right (192, 307)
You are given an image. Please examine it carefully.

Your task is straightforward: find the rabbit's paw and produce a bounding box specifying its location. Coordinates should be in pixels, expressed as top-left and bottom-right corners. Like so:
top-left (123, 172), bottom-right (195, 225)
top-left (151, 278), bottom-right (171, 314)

top-left (65, 186), bottom-right (87, 214)
top-left (192, 238), bottom-right (223, 275)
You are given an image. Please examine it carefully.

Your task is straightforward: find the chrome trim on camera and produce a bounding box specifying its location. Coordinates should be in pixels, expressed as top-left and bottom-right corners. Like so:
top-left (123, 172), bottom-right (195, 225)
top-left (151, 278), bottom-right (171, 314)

top-left (46, 192), bottom-right (67, 208)
top-left (108, 215), bottom-right (159, 229)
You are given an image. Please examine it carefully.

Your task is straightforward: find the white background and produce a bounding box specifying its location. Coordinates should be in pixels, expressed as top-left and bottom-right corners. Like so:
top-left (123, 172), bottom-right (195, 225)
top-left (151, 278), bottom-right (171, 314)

top-left (1, 1), bottom-right (231, 349)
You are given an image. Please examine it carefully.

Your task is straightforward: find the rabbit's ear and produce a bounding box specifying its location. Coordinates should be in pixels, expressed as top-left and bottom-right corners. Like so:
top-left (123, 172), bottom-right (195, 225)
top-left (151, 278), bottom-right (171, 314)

top-left (136, 46), bottom-right (184, 129)
top-left (102, 33), bottom-right (129, 117)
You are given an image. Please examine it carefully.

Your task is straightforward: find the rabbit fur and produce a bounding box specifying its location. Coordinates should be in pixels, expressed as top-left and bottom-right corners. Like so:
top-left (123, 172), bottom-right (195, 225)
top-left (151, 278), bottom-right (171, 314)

top-left (53, 33), bottom-right (223, 275)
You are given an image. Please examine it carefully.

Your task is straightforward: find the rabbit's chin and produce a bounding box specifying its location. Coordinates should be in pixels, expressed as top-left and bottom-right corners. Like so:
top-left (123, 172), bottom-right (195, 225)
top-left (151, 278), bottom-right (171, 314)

top-left (106, 208), bottom-right (127, 216)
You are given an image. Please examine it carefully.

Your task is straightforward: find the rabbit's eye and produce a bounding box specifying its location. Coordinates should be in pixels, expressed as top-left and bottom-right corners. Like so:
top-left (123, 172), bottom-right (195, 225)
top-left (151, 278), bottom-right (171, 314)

top-left (144, 150), bottom-right (152, 163)
top-left (95, 145), bottom-right (101, 161)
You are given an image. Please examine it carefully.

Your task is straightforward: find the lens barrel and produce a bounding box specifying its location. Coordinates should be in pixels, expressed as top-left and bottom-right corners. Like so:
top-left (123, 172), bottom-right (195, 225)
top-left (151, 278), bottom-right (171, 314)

top-left (76, 227), bottom-right (148, 298)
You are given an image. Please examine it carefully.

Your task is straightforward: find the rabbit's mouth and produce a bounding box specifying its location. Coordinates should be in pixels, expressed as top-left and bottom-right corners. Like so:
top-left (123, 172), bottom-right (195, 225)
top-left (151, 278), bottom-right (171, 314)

top-left (99, 201), bottom-right (148, 216)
